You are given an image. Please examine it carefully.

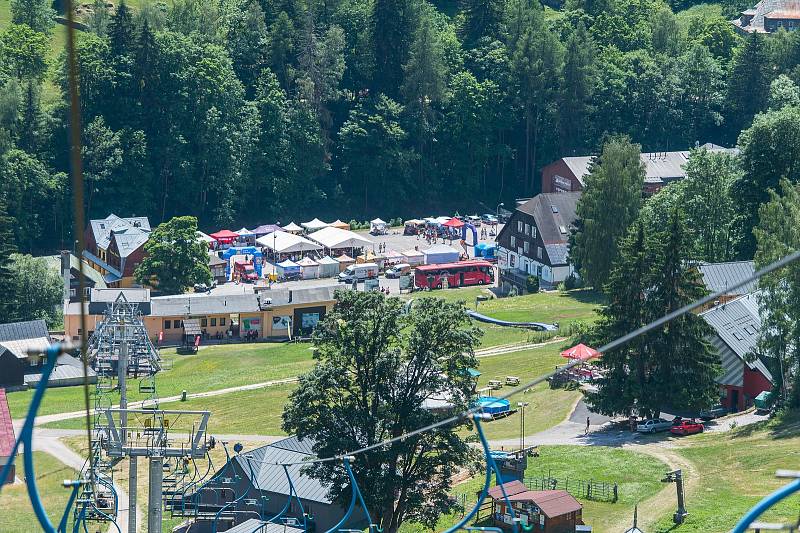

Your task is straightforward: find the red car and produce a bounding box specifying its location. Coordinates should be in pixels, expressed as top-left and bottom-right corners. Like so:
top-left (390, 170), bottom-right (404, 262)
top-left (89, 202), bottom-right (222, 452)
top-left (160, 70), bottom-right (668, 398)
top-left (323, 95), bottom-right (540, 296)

top-left (670, 419), bottom-right (704, 436)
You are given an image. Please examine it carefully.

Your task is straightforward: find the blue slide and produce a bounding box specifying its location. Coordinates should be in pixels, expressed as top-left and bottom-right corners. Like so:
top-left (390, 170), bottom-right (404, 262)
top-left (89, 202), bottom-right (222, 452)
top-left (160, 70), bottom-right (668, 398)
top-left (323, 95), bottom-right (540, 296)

top-left (466, 310), bottom-right (559, 331)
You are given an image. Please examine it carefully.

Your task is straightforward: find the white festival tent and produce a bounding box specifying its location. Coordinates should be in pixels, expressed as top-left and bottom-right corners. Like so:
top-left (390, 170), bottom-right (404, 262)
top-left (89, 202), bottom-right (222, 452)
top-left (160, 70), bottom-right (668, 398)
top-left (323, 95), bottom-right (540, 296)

top-left (370, 218), bottom-right (388, 232)
top-left (301, 218), bottom-right (330, 232)
top-left (256, 231), bottom-right (322, 254)
top-left (235, 227), bottom-right (255, 236)
top-left (317, 256), bottom-right (340, 278)
top-left (282, 222), bottom-right (303, 233)
top-left (196, 231), bottom-right (215, 244)
top-left (296, 256), bottom-right (320, 279)
top-left (307, 226), bottom-right (373, 250)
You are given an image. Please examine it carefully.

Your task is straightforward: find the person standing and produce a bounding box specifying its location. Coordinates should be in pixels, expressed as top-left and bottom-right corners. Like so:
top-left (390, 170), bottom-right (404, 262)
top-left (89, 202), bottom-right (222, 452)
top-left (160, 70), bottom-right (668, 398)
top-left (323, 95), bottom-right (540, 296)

top-left (585, 416), bottom-right (590, 436)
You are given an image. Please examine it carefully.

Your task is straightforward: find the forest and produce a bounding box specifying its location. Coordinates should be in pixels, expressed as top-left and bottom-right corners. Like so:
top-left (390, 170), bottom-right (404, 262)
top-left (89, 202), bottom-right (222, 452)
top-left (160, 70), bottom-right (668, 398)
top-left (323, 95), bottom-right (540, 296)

top-left (1, 0), bottom-right (799, 253)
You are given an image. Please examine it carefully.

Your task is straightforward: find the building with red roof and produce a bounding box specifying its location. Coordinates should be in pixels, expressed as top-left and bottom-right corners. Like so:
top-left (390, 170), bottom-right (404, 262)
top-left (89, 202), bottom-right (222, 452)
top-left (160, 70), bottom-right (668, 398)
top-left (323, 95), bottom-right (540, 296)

top-left (485, 480), bottom-right (588, 532)
top-left (0, 388), bottom-right (16, 484)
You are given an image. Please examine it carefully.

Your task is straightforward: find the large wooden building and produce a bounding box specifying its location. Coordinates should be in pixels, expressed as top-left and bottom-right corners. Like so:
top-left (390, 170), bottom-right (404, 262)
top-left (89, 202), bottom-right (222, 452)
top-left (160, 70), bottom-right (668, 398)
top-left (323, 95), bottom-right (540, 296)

top-left (83, 214), bottom-right (151, 288)
top-left (496, 193), bottom-right (581, 290)
top-left (700, 293), bottom-right (773, 411)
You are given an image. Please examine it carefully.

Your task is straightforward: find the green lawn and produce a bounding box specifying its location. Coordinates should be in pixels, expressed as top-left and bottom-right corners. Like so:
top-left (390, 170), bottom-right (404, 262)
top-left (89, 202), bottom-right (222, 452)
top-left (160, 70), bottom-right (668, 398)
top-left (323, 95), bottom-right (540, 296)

top-left (653, 412), bottom-right (800, 532)
top-left (11, 341), bottom-right (315, 420)
top-left (0, 452), bottom-right (78, 532)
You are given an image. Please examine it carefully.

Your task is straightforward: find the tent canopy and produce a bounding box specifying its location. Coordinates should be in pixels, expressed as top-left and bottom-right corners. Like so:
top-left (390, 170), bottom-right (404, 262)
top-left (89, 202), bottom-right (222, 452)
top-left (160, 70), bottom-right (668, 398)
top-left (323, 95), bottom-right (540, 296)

top-left (296, 256), bottom-right (318, 266)
top-left (402, 249), bottom-right (424, 257)
top-left (197, 231), bottom-right (215, 243)
top-left (384, 249), bottom-right (404, 259)
top-left (560, 343), bottom-right (601, 361)
top-left (283, 222), bottom-right (303, 233)
top-left (256, 231), bottom-right (322, 253)
top-left (210, 229), bottom-right (239, 242)
top-left (278, 259), bottom-right (299, 267)
top-left (318, 255), bottom-right (339, 264)
top-left (371, 218), bottom-right (387, 225)
top-left (330, 219), bottom-right (350, 229)
top-left (301, 218), bottom-right (329, 231)
top-left (337, 254), bottom-right (355, 263)
top-left (235, 227), bottom-right (255, 236)
top-left (307, 226), bottom-right (373, 249)
top-left (443, 217), bottom-right (464, 228)
top-left (251, 224), bottom-right (282, 236)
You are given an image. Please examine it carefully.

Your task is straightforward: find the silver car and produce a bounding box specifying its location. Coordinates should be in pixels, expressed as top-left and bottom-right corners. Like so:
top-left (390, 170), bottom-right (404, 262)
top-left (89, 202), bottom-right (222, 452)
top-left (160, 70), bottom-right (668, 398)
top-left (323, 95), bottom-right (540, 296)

top-left (636, 418), bottom-right (672, 433)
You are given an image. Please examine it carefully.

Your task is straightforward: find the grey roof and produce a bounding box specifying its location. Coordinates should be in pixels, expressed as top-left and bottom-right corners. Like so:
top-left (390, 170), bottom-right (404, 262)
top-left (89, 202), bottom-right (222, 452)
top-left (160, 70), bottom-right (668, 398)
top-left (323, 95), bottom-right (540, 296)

top-left (209, 253), bottom-right (227, 267)
top-left (222, 519), bottom-right (304, 533)
top-left (733, 0), bottom-right (800, 32)
top-left (112, 227), bottom-right (150, 258)
top-left (261, 286), bottom-right (338, 307)
top-left (697, 261), bottom-right (756, 295)
top-left (0, 319), bottom-right (50, 343)
top-left (561, 145), bottom-right (737, 187)
top-left (700, 293), bottom-right (772, 383)
top-left (42, 254), bottom-right (107, 288)
top-left (24, 354), bottom-right (97, 386)
top-left (150, 293), bottom-right (260, 316)
top-left (517, 193), bottom-right (581, 265)
top-left (89, 214), bottom-right (150, 250)
top-left (237, 436), bottom-right (331, 503)
top-left (90, 288), bottom-right (150, 304)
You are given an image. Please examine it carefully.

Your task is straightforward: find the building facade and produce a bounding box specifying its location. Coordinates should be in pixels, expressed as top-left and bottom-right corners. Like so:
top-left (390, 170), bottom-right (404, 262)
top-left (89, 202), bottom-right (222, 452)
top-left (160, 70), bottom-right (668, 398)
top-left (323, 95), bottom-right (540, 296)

top-left (700, 293), bottom-right (773, 411)
top-left (496, 193), bottom-right (581, 290)
top-left (83, 214), bottom-right (151, 287)
top-left (733, 0), bottom-right (800, 33)
top-left (486, 481), bottom-right (586, 533)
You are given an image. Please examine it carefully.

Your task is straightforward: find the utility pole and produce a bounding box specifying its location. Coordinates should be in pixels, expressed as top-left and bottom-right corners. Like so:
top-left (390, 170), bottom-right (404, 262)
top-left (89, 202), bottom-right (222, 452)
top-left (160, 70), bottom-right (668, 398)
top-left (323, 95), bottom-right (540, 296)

top-left (148, 453), bottom-right (164, 533)
top-left (129, 456), bottom-right (137, 533)
top-left (517, 402), bottom-right (529, 451)
top-left (661, 469), bottom-right (687, 524)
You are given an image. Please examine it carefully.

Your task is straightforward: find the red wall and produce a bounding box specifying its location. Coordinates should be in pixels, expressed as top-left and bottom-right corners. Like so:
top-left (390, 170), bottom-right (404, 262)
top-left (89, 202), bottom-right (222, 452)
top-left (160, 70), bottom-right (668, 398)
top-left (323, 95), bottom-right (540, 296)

top-left (541, 160), bottom-right (582, 193)
top-left (723, 368), bottom-right (772, 411)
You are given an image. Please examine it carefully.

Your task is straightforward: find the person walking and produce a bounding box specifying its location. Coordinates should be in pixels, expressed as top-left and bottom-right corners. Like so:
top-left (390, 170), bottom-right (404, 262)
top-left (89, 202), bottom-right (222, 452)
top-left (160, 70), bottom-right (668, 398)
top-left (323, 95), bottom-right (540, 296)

top-left (585, 416), bottom-right (590, 436)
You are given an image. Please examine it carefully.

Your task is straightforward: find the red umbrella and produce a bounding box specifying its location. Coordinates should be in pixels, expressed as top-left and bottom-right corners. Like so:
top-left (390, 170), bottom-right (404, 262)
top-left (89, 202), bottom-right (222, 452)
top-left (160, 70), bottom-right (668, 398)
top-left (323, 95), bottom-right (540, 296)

top-left (560, 343), bottom-right (601, 361)
top-left (442, 217), bottom-right (465, 228)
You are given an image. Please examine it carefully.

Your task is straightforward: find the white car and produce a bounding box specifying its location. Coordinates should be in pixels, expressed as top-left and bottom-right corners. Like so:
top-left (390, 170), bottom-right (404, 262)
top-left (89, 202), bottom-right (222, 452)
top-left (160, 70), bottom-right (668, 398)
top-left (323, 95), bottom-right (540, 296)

top-left (636, 418), bottom-right (673, 433)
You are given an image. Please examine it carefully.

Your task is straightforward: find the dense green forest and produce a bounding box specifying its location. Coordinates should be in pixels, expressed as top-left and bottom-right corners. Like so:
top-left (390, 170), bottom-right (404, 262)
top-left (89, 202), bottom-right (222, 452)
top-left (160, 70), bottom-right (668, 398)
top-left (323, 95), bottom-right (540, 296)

top-left (2, 0), bottom-right (800, 253)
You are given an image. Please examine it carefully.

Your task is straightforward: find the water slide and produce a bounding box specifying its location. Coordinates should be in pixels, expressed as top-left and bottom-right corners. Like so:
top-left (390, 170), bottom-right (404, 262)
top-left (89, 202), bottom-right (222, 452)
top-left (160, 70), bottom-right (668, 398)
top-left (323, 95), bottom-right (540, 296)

top-left (466, 309), bottom-right (559, 331)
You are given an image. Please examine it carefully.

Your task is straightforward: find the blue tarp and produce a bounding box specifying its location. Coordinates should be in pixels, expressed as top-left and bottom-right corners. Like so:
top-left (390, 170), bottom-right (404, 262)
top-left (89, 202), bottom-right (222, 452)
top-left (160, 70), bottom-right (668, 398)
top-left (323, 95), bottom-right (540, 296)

top-left (475, 396), bottom-right (510, 415)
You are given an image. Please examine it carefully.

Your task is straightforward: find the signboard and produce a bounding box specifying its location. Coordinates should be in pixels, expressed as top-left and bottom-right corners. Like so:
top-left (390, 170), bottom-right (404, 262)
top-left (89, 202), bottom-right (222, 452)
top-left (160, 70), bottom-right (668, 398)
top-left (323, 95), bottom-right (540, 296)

top-left (399, 273), bottom-right (413, 291)
top-left (272, 316), bottom-right (291, 330)
top-left (242, 318), bottom-right (261, 331)
top-left (553, 174), bottom-right (573, 192)
top-left (497, 249), bottom-right (508, 269)
top-left (301, 312), bottom-right (320, 329)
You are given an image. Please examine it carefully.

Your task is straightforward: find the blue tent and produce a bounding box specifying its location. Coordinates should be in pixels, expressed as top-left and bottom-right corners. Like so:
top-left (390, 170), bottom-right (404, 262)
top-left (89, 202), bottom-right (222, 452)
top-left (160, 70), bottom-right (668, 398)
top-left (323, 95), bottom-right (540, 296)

top-left (222, 246), bottom-right (263, 278)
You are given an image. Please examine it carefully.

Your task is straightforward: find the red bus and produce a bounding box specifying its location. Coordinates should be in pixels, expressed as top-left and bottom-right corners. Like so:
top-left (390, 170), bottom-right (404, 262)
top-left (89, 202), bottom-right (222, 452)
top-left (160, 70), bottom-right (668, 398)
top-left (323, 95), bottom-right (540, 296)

top-left (415, 260), bottom-right (494, 290)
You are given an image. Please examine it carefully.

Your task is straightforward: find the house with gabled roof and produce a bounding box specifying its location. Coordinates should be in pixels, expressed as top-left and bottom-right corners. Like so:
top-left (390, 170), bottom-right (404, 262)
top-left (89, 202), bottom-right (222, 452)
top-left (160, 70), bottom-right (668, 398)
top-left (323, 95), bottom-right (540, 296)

top-left (496, 192), bottom-right (581, 290)
top-left (700, 292), bottom-right (773, 411)
top-left (83, 214), bottom-right (151, 288)
top-left (485, 480), bottom-right (587, 532)
top-left (733, 0), bottom-right (800, 33)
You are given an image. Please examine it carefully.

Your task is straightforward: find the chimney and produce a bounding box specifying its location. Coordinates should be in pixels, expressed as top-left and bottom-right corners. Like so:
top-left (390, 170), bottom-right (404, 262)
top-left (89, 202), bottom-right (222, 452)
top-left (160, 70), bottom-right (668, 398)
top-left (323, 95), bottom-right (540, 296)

top-left (60, 250), bottom-right (71, 302)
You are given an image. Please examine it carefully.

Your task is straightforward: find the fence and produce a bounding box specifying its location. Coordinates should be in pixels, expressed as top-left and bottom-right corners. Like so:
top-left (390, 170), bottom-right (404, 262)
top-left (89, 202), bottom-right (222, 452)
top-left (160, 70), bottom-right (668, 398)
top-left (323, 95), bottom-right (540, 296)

top-left (525, 473), bottom-right (619, 502)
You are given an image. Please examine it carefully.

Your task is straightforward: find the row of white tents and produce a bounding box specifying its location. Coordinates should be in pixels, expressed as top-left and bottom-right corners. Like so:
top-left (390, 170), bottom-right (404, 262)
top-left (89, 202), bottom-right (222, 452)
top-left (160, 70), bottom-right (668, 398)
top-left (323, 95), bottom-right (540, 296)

top-left (254, 226), bottom-right (375, 254)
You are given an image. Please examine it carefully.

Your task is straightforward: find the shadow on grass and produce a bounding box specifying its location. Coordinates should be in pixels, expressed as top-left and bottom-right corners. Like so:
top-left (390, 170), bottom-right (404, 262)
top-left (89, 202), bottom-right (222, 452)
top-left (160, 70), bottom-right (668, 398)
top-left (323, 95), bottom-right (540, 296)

top-left (561, 288), bottom-right (606, 306)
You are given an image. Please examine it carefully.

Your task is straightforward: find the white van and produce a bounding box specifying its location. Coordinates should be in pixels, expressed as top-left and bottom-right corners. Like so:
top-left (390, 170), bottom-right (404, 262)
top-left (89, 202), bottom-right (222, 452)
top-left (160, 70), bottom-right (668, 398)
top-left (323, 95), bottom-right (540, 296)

top-left (338, 263), bottom-right (379, 283)
top-left (385, 263), bottom-right (411, 279)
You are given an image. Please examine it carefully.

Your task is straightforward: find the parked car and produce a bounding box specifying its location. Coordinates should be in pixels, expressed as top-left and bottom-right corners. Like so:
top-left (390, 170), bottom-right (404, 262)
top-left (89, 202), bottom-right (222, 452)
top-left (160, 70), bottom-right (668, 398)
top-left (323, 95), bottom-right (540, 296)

top-left (670, 419), bottom-right (704, 436)
top-left (487, 379), bottom-right (503, 390)
top-left (505, 376), bottom-right (520, 386)
top-left (481, 214), bottom-right (498, 225)
top-left (385, 263), bottom-right (412, 279)
top-left (699, 405), bottom-right (728, 421)
top-left (338, 263), bottom-right (379, 283)
top-left (193, 280), bottom-right (218, 293)
top-left (467, 215), bottom-right (482, 227)
top-left (636, 418), bottom-right (673, 434)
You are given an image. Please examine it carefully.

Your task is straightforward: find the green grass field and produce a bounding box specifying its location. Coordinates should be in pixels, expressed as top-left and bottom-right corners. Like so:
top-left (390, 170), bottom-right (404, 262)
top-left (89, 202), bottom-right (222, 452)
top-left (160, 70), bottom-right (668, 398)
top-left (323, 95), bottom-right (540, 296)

top-left (652, 412), bottom-right (800, 532)
top-left (10, 341), bottom-right (315, 420)
top-left (0, 452), bottom-right (77, 532)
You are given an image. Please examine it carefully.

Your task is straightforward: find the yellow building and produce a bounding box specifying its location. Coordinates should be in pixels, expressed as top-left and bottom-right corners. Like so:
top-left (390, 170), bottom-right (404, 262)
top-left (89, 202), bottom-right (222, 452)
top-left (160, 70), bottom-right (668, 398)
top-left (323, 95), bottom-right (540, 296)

top-left (64, 287), bottom-right (338, 345)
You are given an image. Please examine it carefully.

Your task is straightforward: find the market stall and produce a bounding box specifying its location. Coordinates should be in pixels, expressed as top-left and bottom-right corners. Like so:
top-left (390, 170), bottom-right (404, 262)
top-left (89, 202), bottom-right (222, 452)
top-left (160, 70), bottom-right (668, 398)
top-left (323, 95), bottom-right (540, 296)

top-left (256, 231), bottom-right (322, 259)
top-left (423, 244), bottom-right (461, 264)
top-left (197, 231), bottom-right (215, 248)
top-left (370, 218), bottom-right (388, 235)
top-left (235, 227), bottom-right (256, 245)
top-left (384, 249), bottom-right (405, 266)
top-left (296, 256), bottom-right (320, 279)
top-left (401, 249), bottom-right (425, 266)
top-left (282, 222), bottom-right (303, 234)
top-left (276, 259), bottom-right (301, 281)
top-left (301, 218), bottom-right (329, 233)
top-left (317, 255), bottom-right (340, 278)
top-left (336, 253), bottom-right (356, 272)
top-left (330, 219), bottom-right (350, 230)
top-left (307, 226), bottom-right (373, 254)
top-left (251, 224), bottom-right (283, 237)
top-left (209, 229), bottom-right (239, 247)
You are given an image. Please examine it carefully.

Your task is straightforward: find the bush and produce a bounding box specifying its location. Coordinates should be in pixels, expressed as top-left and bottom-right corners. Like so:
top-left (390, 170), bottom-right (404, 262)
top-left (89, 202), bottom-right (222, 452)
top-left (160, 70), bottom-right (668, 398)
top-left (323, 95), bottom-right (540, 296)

top-left (526, 275), bottom-right (539, 294)
top-left (564, 273), bottom-right (581, 290)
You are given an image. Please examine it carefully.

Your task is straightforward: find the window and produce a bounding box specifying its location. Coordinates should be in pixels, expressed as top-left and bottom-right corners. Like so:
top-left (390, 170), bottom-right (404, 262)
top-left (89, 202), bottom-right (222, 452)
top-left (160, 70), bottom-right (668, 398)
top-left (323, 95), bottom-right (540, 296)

top-left (174, 320), bottom-right (182, 328)
top-left (221, 317), bottom-right (227, 326)
top-left (201, 318), bottom-right (207, 327)
top-left (517, 220), bottom-right (523, 232)
top-left (537, 247), bottom-right (543, 260)
top-left (518, 247), bottom-right (523, 256)
top-left (510, 235), bottom-right (516, 247)
top-left (164, 320), bottom-right (171, 330)
top-left (532, 227), bottom-right (537, 239)
top-left (525, 223), bottom-right (530, 236)
top-left (524, 241), bottom-right (530, 254)
top-left (210, 318), bottom-right (217, 326)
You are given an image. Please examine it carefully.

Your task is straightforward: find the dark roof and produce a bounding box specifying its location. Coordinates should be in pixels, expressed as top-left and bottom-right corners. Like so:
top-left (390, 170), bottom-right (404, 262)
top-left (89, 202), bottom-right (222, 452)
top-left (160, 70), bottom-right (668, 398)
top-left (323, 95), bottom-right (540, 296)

top-left (697, 261), bottom-right (756, 295)
top-left (222, 519), bottom-right (304, 533)
top-left (700, 293), bottom-right (772, 382)
top-left (150, 293), bottom-right (260, 316)
top-left (515, 193), bottom-right (581, 265)
top-left (0, 389), bottom-right (15, 458)
top-left (236, 436), bottom-right (331, 503)
top-left (511, 490), bottom-right (582, 518)
top-left (0, 320), bottom-right (49, 343)
top-left (487, 480), bottom-right (528, 499)
top-left (209, 253), bottom-right (227, 267)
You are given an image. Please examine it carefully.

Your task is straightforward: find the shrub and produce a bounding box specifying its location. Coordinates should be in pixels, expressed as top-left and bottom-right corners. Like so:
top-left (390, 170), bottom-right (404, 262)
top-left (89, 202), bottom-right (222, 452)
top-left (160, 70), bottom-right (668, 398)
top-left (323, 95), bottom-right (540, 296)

top-left (564, 273), bottom-right (581, 290)
top-left (526, 275), bottom-right (539, 294)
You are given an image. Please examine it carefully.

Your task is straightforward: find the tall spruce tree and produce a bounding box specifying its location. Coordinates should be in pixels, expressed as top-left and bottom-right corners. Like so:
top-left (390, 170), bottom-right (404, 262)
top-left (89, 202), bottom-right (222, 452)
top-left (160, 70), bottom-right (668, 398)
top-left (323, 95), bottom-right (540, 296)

top-left (460, 0), bottom-right (505, 48)
top-left (109, 1), bottom-right (135, 57)
top-left (726, 32), bottom-right (770, 137)
top-left (559, 22), bottom-right (594, 155)
top-left (0, 200), bottom-right (17, 322)
top-left (572, 136), bottom-right (645, 288)
top-left (372, 0), bottom-right (416, 98)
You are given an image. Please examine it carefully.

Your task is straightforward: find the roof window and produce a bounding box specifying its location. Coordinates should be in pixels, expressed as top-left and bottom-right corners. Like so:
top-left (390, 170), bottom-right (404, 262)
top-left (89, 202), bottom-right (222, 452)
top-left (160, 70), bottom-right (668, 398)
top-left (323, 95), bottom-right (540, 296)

top-left (551, 205), bottom-right (559, 213)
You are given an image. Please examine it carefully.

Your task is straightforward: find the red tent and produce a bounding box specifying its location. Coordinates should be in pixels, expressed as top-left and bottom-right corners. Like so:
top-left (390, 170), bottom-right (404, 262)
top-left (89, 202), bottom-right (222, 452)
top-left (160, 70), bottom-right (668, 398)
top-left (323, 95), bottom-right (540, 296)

top-left (560, 343), bottom-right (600, 361)
top-left (443, 217), bottom-right (465, 228)
top-left (209, 229), bottom-right (239, 243)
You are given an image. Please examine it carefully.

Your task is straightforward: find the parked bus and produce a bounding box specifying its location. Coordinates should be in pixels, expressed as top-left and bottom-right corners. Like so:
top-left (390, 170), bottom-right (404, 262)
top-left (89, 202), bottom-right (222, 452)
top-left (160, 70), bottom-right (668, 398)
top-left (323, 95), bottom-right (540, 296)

top-left (414, 260), bottom-right (494, 290)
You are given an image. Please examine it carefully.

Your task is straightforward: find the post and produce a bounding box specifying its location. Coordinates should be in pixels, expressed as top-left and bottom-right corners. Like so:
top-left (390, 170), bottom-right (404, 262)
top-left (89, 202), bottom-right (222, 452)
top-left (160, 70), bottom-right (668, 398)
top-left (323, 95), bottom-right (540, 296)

top-left (119, 320), bottom-right (128, 445)
top-left (148, 454), bottom-right (164, 533)
top-left (129, 456), bottom-right (137, 533)
top-left (675, 470), bottom-right (687, 524)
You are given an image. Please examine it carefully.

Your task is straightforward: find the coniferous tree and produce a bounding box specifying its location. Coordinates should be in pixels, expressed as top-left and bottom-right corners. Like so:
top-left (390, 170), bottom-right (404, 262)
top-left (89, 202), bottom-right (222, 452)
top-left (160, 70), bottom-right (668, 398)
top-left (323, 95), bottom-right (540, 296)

top-left (559, 22), bottom-right (594, 155)
top-left (726, 32), bottom-right (770, 137)
top-left (572, 136), bottom-right (645, 288)
top-left (372, 0), bottom-right (416, 98)
top-left (0, 200), bottom-right (17, 322)
top-left (460, 0), bottom-right (505, 48)
top-left (109, 1), bottom-right (135, 57)
top-left (10, 0), bottom-right (55, 35)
